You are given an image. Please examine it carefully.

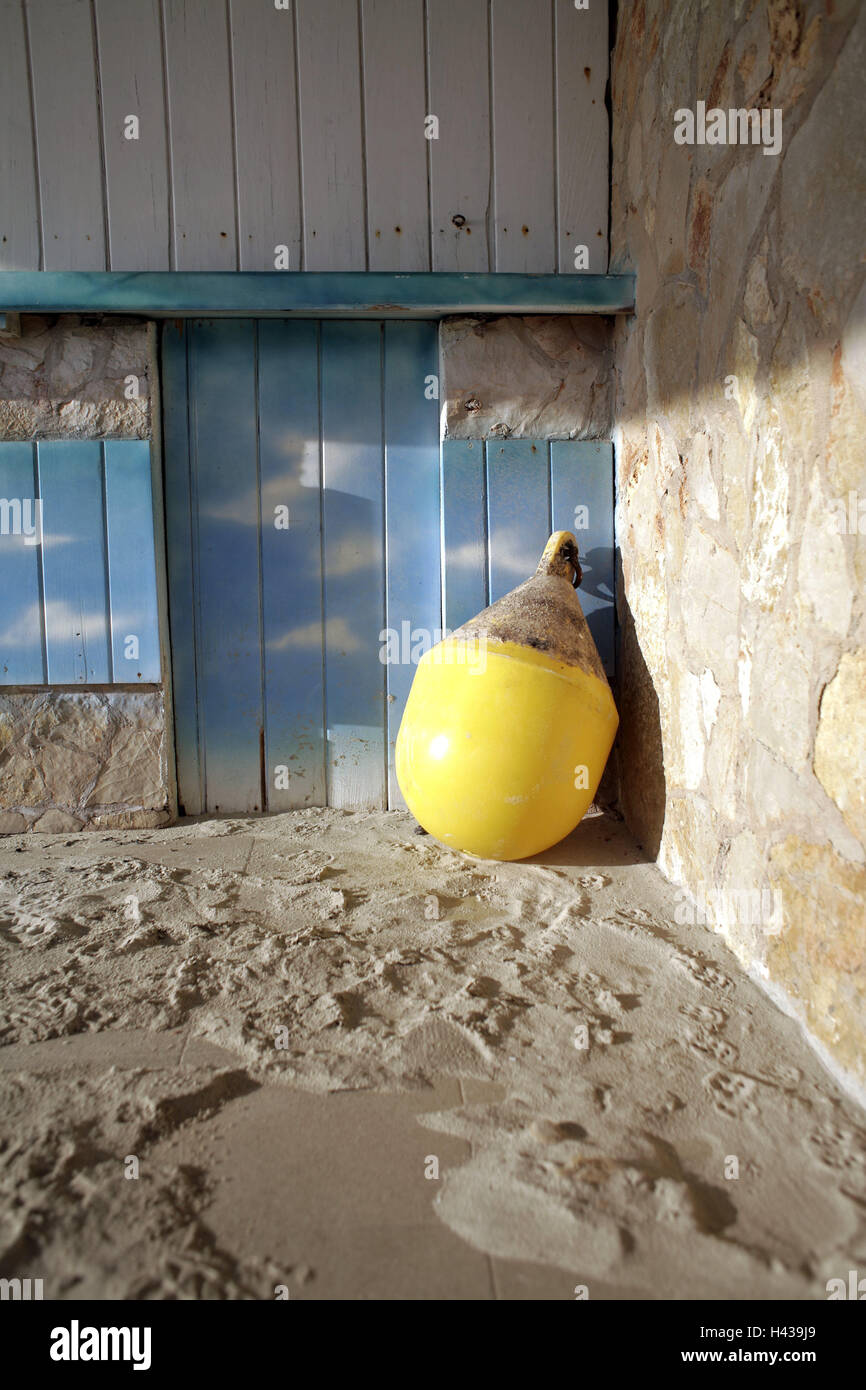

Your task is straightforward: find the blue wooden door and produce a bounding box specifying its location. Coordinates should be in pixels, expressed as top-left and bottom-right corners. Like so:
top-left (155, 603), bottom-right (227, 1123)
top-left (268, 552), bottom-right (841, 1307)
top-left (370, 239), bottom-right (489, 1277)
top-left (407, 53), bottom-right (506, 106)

top-left (161, 320), bottom-right (613, 816)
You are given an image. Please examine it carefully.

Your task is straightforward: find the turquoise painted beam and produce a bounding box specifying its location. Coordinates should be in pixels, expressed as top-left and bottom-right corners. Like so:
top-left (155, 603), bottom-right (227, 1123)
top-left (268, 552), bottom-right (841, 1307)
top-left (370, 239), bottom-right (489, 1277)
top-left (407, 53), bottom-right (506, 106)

top-left (0, 271), bottom-right (634, 318)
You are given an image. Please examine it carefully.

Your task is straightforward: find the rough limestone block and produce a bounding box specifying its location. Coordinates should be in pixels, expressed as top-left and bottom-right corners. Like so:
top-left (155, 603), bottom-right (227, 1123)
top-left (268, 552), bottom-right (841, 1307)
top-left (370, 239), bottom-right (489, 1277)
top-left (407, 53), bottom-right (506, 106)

top-left (440, 315), bottom-right (613, 440)
top-left (33, 810), bottom-right (83, 834)
top-left (814, 650), bottom-right (866, 844)
top-left (87, 705), bottom-right (166, 809)
top-left (769, 836), bottom-right (866, 1082)
top-left (0, 314), bottom-right (150, 439)
top-left (88, 810), bottom-right (171, 831)
top-left (0, 691), bottom-right (168, 826)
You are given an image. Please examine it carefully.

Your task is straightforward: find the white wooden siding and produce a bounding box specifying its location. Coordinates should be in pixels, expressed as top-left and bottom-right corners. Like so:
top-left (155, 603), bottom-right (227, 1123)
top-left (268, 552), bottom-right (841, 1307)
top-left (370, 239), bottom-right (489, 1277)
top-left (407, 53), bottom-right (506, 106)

top-left (27, 0), bottom-right (106, 270)
top-left (0, 0), bottom-right (41, 269)
top-left (0, 0), bottom-right (609, 273)
top-left (95, 0), bottom-right (170, 270)
top-left (427, 0), bottom-right (492, 273)
top-left (491, 0), bottom-right (556, 273)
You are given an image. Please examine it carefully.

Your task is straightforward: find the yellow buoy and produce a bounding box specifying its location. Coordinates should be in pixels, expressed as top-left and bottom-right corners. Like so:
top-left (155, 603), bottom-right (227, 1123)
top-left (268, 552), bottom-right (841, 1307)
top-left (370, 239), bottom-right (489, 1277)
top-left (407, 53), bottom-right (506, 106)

top-left (395, 531), bottom-right (619, 861)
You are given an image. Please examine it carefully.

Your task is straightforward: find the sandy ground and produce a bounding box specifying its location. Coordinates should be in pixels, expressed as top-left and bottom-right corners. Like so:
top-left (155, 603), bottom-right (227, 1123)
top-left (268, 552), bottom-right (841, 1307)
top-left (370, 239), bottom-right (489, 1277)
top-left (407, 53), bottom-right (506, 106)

top-left (1, 806), bottom-right (865, 1300)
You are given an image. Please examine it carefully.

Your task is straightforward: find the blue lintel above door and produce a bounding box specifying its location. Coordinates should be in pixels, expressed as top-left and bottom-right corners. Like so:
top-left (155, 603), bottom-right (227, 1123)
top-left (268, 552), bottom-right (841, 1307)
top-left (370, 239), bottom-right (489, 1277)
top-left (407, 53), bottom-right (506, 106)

top-left (0, 271), bottom-right (635, 319)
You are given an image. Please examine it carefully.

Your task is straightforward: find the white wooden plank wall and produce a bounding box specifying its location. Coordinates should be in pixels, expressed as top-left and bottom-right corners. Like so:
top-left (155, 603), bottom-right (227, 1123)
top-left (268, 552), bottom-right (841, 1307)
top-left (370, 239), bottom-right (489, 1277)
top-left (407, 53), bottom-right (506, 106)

top-left (296, 0), bottom-right (367, 270)
top-left (95, 0), bottom-right (170, 270)
top-left (163, 0), bottom-right (237, 269)
top-left (0, 0), bottom-right (41, 269)
top-left (26, 0), bottom-right (106, 270)
top-left (555, 0), bottom-right (609, 273)
top-left (229, 0), bottom-right (302, 270)
top-left (0, 0), bottom-right (609, 273)
top-left (427, 0), bottom-right (491, 272)
top-left (361, 0), bottom-right (428, 272)
top-left (491, 0), bottom-right (556, 273)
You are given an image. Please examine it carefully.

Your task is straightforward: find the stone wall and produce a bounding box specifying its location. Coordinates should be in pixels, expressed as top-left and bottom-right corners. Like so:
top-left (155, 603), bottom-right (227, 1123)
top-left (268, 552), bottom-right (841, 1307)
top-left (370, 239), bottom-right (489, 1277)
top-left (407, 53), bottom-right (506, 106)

top-left (439, 315), bottom-right (614, 440)
top-left (0, 314), bottom-right (151, 438)
top-left (0, 691), bottom-right (170, 833)
top-left (610, 0), bottom-right (866, 1093)
top-left (0, 314), bottom-right (170, 831)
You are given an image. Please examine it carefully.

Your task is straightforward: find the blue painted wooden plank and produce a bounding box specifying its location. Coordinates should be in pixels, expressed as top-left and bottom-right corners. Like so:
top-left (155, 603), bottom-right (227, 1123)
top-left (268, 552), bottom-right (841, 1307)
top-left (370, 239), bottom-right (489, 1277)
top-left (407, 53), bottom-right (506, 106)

top-left (0, 271), bottom-right (635, 317)
top-left (258, 319), bottom-right (326, 811)
top-left (161, 320), bottom-right (202, 814)
top-left (320, 321), bottom-right (386, 810)
top-left (485, 440), bottom-right (551, 604)
top-left (551, 440), bottom-right (615, 678)
top-left (0, 443), bottom-right (45, 682)
top-left (104, 441), bottom-right (160, 683)
top-left (440, 439), bottom-right (487, 631)
top-left (188, 320), bottom-right (263, 813)
top-left (37, 441), bottom-right (110, 683)
top-left (383, 320), bottom-right (441, 807)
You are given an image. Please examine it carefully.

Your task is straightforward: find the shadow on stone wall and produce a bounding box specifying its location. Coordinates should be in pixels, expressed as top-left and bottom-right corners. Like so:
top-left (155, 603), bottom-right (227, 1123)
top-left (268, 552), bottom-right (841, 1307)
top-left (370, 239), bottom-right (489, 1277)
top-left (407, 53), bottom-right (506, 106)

top-left (613, 572), bottom-right (666, 859)
top-left (607, 0), bottom-right (866, 1091)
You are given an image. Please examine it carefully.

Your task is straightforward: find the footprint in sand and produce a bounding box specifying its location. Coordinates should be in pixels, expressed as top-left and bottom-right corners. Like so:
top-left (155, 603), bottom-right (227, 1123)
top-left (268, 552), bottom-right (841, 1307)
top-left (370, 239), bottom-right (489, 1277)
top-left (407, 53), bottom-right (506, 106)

top-left (704, 1070), bottom-right (758, 1118)
top-left (679, 1002), bottom-right (728, 1029)
top-left (685, 1030), bottom-right (740, 1068)
top-left (575, 873), bottom-right (612, 890)
top-left (807, 1122), bottom-right (866, 1179)
top-left (672, 950), bottom-right (733, 992)
top-left (641, 1091), bottom-right (686, 1121)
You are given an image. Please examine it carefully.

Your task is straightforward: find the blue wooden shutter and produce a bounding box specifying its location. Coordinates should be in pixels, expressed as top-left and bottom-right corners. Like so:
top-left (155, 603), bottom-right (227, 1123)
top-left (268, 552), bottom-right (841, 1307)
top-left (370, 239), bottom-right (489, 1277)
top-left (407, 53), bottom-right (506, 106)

top-left (0, 440), bottom-right (160, 684)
